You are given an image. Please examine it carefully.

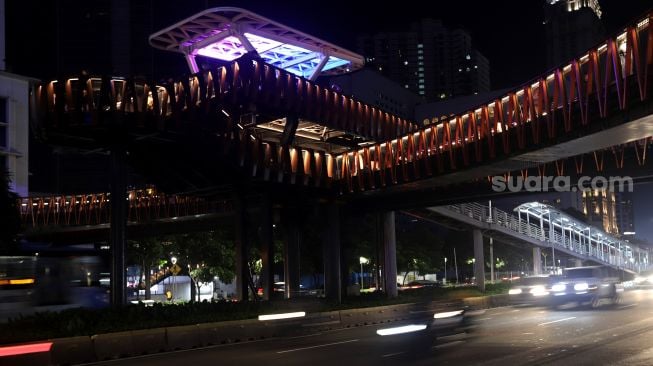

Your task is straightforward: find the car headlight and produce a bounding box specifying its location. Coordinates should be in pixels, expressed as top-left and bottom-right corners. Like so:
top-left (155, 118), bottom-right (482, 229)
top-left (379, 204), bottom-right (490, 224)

top-left (551, 283), bottom-right (566, 292)
top-left (530, 286), bottom-right (549, 296)
top-left (574, 282), bottom-right (589, 292)
top-left (509, 288), bottom-right (522, 295)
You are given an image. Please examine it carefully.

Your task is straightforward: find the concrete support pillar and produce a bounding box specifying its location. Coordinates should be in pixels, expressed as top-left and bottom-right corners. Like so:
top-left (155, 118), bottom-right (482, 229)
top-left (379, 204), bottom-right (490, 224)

top-left (110, 147), bottom-right (127, 307)
top-left (383, 211), bottom-right (398, 298)
top-left (473, 229), bottom-right (485, 292)
top-left (234, 195), bottom-right (250, 302)
top-left (283, 210), bottom-right (301, 299)
top-left (259, 195), bottom-right (274, 301)
top-left (322, 202), bottom-right (341, 303)
top-left (532, 247), bottom-right (542, 275)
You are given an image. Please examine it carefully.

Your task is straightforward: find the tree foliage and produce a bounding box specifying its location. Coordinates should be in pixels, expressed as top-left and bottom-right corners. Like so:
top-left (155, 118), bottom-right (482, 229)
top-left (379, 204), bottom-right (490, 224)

top-left (169, 231), bottom-right (236, 301)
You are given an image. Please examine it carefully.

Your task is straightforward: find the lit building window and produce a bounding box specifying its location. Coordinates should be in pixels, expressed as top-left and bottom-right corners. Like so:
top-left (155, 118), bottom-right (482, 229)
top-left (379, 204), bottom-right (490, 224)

top-left (466, 54), bottom-right (471, 60)
top-left (419, 91), bottom-right (425, 95)
top-left (418, 67), bottom-right (424, 71)
top-left (404, 60), bottom-right (408, 65)
top-left (418, 85), bottom-right (425, 89)
top-left (417, 44), bottom-right (423, 48)
top-left (417, 56), bottom-right (424, 60)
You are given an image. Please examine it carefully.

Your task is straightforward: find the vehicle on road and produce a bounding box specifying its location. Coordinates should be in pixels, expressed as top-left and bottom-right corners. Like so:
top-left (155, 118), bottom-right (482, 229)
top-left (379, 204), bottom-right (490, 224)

top-left (508, 275), bottom-right (560, 306)
top-left (548, 266), bottom-right (623, 308)
top-left (374, 305), bottom-right (479, 356)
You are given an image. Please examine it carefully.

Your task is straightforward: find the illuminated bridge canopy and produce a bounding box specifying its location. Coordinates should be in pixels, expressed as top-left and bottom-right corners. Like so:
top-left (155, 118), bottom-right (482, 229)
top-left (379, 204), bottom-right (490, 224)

top-left (515, 202), bottom-right (647, 270)
top-left (149, 7), bottom-right (364, 79)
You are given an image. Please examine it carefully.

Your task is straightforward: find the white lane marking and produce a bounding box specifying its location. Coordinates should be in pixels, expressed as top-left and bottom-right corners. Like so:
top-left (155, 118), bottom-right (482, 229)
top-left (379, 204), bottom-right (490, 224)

top-left (538, 317), bottom-right (576, 326)
top-left (477, 317), bottom-right (493, 321)
top-left (618, 303), bottom-right (637, 309)
top-left (276, 339), bottom-right (359, 354)
top-left (522, 332), bottom-right (534, 335)
top-left (382, 352), bottom-right (404, 357)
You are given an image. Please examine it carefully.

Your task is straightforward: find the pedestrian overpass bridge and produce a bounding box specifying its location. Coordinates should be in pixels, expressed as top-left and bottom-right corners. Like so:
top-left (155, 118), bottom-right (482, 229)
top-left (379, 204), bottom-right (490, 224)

top-left (428, 202), bottom-right (650, 275)
top-left (25, 7), bottom-right (653, 303)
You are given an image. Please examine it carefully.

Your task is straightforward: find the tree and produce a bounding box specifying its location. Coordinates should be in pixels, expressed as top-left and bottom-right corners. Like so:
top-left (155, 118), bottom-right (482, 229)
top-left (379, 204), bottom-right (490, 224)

top-left (127, 237), bottom-right (166, 300)
top-left (169, 231), bottom-right (235, 302)
top-left (396, 222), bottom-right (443, 284)
top-left (0, 170), bottom-right (20, 254)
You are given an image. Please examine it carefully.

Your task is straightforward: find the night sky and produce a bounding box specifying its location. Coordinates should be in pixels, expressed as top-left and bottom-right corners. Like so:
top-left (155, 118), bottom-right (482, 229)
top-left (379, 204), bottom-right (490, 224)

top-left (6, 0), bottom-right (653, 239)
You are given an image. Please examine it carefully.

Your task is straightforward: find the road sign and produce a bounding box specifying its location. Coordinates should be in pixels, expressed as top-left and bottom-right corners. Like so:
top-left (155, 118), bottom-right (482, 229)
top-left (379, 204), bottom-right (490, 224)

top-left (170, 264), bottom-right (182, 276)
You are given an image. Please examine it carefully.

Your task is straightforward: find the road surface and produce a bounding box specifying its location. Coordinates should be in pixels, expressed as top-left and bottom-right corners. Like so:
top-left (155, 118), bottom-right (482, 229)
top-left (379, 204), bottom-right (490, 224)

top-left (85, 289), bottom-right (653, 366)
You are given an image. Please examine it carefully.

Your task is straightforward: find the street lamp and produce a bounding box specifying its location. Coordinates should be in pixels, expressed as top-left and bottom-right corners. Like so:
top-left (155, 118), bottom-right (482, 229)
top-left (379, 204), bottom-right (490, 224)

top-left (444, 257), bottom-right (447, 285)
top-left (359, 257), bottom-right (369, 290)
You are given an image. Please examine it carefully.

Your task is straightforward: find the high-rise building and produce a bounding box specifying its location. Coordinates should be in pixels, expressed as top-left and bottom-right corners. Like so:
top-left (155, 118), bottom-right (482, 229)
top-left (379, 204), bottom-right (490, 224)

top-left (615, 192), bottom-right (635, 236)
top-left (0, 0), bottom-right (33, 197)
top-left (357, 19), bottom-right (490, 101)
top-left (583, 189), bottom-right (618, 234)
top-left (544, 0), bottom-right (605, 68)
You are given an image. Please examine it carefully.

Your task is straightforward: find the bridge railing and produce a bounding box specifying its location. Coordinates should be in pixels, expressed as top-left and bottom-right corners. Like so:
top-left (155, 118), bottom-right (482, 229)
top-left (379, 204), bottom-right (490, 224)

top-left (337, 12), bottom-right (653, 193)
top-left (437, 203), bottom-right (647, 272)
top-left (18, 188), bottom-right (229, 228)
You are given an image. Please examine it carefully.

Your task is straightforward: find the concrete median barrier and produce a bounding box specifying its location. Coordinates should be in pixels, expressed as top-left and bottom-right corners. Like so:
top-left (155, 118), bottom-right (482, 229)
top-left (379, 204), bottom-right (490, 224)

top-left (165, 324), bottom-right (202, 350)
top-left (92, 331), bottom-right (136, 360)
top-left (50, 336), bottom-right (95, 365)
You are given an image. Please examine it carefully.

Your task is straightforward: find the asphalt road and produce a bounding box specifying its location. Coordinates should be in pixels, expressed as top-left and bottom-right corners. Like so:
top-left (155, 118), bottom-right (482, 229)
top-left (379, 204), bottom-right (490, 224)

top-left (85, 289), bottom-right (653, 366)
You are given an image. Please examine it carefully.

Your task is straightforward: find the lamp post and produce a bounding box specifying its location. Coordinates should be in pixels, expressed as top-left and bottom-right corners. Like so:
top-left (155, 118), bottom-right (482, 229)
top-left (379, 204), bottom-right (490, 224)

top-left (170, 256), bottom-right (177, 300)
top-left (444, 257), bottom-right (447, 285)
top-left (359, 257), bottom-right (368, 290)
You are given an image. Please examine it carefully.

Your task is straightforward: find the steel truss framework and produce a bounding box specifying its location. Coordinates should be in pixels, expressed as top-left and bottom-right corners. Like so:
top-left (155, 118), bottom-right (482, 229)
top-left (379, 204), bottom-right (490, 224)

top-left (32, 12), bottom-right (653, 195)
top-left (148, 7), bottom-right (364, 79)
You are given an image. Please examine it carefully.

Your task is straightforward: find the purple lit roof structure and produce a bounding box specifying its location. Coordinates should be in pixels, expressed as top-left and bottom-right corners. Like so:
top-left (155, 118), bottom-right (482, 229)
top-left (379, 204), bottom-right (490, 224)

top-left (149, 7), bottom-right (364, 80)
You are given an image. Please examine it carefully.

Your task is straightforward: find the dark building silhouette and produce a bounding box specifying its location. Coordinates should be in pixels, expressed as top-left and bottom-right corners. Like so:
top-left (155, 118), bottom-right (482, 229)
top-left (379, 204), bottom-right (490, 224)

top-left (544, 0), bottom-right (605, 68)
top-left (357, 19), bottom-right (490, 101)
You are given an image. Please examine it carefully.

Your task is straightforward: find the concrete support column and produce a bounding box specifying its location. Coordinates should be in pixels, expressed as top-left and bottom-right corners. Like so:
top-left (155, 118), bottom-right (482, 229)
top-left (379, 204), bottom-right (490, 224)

top-left (322, 202), bottom-right (341, 303)
top-left (283, 210), bottom-right (301, 299)
top-left (383, 211), bottom-right (398, 298)
top-left (110, 146), bottom-right (127, 307)
top-left (532, 247), bottom-right (542, 275)
top-left (259, 195), bottom-right (274, 301)
top-left (234, 195), bottom-right (250, 302)
top-left (473, 229), bottom-right (485, 292)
